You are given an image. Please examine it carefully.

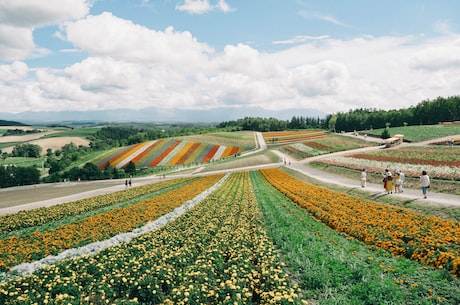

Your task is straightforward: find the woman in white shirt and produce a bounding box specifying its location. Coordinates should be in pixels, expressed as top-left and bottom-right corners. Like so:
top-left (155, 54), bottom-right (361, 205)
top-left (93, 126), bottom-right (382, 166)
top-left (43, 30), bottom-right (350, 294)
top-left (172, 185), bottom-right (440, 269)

top-left (361, 168), bottom-right (367, 188)
top-left (420, 170), bottom-right (430, 199)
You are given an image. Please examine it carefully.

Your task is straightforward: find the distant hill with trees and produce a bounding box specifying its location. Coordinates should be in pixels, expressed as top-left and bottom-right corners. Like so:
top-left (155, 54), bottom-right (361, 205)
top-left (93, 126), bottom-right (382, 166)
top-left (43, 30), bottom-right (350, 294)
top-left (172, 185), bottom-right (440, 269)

top-left (0, 120), bottom-right (28, 126)
top-left (329, 96), bottom-right (460, 132)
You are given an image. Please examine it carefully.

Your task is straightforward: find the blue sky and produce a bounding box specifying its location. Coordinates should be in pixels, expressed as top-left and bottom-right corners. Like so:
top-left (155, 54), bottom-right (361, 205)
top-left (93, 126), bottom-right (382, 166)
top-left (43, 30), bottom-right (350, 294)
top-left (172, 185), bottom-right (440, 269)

top-left (1, 0), bottom-right (460, 118)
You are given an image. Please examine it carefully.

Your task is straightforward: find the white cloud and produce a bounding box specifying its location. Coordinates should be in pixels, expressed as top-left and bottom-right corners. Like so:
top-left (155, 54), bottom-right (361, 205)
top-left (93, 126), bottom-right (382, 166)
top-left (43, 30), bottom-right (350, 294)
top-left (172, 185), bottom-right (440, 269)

top-left (0, 61), bottom-right (29, 81)
top-left (1, 10), bottom-right (460, 116)
top-left (273, 35), bottom-right (330, 45)
top-left (434, 20), bottom-right (453, 34)
top-left (0, 0), bottom-right (90, 61)
top-left (176, 0), bottom-right (213, 14)
top-left (62, 12), bottom-right (214, 70)
top-left (0, 25), bottom-right (35, 61)
top-left (176, 0), bottom-right (234, 15)
top-left (217, 0), bottom-right (235, 13)
top-left (298, 10), bottom-right (350, 27)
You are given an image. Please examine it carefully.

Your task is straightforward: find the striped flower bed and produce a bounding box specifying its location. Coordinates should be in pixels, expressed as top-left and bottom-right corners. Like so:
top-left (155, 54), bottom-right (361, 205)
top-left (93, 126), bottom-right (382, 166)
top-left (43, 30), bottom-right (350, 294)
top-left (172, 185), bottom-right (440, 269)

top-left (94, 140), bottom-right (242, 169)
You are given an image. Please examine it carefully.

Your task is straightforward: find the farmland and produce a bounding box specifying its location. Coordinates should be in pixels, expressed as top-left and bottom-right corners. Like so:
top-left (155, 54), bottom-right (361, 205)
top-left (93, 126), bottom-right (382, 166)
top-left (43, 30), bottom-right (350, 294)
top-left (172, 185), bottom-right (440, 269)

top-left (263, 130), bottom-right (328, 145)
top-left (278, 133), bottom-right (377, 160)
top-left (1, 124), bottom-right (460, 304)
top-left (1, 169), bottom-right (459, 304)
top-left (364, 124), bottom-right (460, 142)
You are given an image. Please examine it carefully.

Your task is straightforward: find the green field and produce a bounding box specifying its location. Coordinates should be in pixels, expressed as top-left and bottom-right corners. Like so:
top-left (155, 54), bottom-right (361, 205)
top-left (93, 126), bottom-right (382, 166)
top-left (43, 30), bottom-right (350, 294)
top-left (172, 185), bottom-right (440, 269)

top-left (179, 131), bottom-right (256, 150)
top-left (365, 124), bottom-right (460, 142)
top-left (0, 157), bottom-right (45, 168)
top-left (41, 127), bottom-right (101, 138)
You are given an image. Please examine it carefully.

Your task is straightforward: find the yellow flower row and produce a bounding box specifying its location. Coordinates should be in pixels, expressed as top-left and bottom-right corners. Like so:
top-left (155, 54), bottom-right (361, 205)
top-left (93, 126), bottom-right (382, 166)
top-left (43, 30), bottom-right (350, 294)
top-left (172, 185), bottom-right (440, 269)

top-left (0, 177), bottom-right (194, 233)
top-left (260, 168), bottom-right (460, 277)
top-left (0, 175), bottom-right (223, 271)
top-left (0, 172), bottom-right (306, 304)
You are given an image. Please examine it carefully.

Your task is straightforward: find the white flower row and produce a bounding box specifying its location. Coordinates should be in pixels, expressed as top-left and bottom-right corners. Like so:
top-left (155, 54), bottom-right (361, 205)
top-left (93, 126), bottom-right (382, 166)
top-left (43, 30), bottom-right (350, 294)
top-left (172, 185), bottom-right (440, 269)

top-left (320, 156), bottom-right (460, 180)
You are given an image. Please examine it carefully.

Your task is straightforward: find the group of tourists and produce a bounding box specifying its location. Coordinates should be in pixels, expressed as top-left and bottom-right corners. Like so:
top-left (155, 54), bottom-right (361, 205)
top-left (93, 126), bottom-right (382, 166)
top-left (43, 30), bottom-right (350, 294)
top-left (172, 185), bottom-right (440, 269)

top-left (360, 168), bottom-right (431, 199)
top-left (382, 168), bottom-right (405, 194)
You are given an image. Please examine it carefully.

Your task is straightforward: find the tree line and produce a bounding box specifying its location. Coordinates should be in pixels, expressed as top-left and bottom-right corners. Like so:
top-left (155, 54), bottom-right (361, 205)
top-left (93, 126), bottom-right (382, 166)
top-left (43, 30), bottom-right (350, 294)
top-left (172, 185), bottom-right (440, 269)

top-left (328, 96), bottom-right (460, 132)
top-left (217, 116), bottom-right (327, 131)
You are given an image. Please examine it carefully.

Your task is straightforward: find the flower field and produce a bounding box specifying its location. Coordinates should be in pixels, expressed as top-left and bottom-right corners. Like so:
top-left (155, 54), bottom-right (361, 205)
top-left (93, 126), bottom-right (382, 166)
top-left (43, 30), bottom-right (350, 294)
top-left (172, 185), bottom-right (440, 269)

top-left (0, 178), bottom-right (193, 233)
top-left (263, 130), bottom-right (328, 145)
top-left (279, 133), bottom-right (376, 159)
top-left (0, 175), bottom-right (222, 272)
top-left (260, 168), bottom-right (460, 277)
top-left (0, 172), bottom-right (305, 305)
top-left (317, 146), bottom-right (460, 180)
top-left (93, 139), bottom-right (242, 169)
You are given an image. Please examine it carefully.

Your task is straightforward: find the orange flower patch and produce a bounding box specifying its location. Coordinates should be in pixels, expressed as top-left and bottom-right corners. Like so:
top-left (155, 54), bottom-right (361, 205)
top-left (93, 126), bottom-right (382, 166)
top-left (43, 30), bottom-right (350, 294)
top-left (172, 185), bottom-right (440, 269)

top-left (201, 144), bottom-right (219, 163)
top-left (176, 141), bottom-right (201, 164)
top-left (260, 168), bottom-right (460, 277)
top-left (148, 140), bottom-right (182, 166)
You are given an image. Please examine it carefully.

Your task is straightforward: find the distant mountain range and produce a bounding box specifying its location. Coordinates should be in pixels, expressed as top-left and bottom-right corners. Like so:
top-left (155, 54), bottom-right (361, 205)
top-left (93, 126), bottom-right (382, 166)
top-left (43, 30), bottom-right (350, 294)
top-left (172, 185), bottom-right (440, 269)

top-left (0, 107), bottom-right (327, 125)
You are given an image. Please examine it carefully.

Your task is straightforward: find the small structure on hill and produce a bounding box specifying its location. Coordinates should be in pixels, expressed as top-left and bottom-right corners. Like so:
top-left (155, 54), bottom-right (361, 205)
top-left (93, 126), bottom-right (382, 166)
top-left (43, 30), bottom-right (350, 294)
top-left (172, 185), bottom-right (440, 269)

top-left (384, 134), bottom-right (404, 148)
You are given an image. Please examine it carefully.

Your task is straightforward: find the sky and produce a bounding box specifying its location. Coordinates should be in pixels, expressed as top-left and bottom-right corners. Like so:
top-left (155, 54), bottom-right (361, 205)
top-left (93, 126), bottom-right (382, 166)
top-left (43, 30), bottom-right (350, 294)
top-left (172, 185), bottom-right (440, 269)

top-left (1, 0), bottom-right (460, 118)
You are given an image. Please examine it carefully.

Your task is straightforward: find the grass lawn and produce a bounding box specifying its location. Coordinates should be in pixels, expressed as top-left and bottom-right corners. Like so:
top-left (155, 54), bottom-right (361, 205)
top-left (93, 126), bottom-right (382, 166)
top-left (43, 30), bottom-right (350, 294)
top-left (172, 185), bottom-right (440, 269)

top-left (365, 124), bottom-right (460, 142)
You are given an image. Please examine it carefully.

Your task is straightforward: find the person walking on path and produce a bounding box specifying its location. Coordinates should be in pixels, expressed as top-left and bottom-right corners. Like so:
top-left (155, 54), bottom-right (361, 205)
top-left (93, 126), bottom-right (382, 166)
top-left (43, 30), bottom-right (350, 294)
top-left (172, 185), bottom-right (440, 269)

top-left (420, 170), bottom-right (430, 199)
top-left (383, 169), bottom-right (393, 194)
top-left (360, 168), bottom-right (367, 188)
top-left (398, 170), bottom-right (405, 193)
top-left (394, 169), bottom-right (401, 194)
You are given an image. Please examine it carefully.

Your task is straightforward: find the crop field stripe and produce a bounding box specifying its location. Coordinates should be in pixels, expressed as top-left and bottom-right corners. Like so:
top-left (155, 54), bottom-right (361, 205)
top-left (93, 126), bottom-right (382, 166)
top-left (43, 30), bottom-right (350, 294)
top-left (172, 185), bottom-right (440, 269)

top-left (210, 145), bottom-right (227, 161)
top-left (142, 139), bottom-right (177, 166)
top-left (202, 144), bottom-right (220, 163)
top-left (194, 143), bottom-right (214, 163)
top-left (148, 139), bottom-right (182, 166)
top-left (156, 140), bottom-right (188, 166)
top-left (138, 139), bottom-right (173, 167)
top-left (165, 140), bottom-right (195, 166)
top-left (228, 145), bottom-right (240, 155)
top-left (176, 141), bottom-right (201, 164)
top-left (136, 139), bottom-right (168, 167)
top-left (0, 175), bottom-right (223, 271)
top-left (116, 141), bottom-right (155, 169)
top-left (95, 147), bottom-right (126, 169)
top-left (182, 142), bottom-right (207, 164)
top-left (220, 145), bottom-right (234, 158)
top-left (109, 142), bottom-right (147, 168)
top-left (318, 156), bottom-right (460, 180)
top-left (348, 151), bottom-right (460, 167)
top-left (92, 147), bottom-right (123, 165)
top-left (129, 140), bottom-right (161, 164)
